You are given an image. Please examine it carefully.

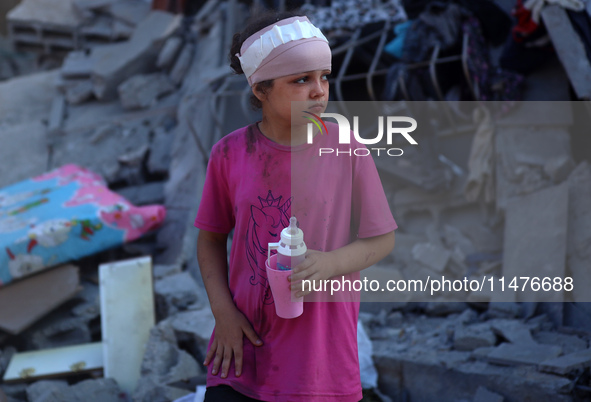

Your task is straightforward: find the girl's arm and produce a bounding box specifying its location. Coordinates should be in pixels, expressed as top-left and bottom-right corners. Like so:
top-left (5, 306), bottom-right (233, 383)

top-left (197, 230), bottom-right (263, 378)
top-left (289, 231), bottom-right (395, 297)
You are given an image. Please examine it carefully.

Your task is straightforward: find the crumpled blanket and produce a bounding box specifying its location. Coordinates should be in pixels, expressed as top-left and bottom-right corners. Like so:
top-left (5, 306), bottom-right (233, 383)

top-left (0, 164), bottom-right (166, 285)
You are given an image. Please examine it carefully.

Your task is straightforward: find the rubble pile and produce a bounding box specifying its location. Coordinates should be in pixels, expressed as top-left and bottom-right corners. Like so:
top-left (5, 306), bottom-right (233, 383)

top-left (0, 0), bottom-right (590, 401)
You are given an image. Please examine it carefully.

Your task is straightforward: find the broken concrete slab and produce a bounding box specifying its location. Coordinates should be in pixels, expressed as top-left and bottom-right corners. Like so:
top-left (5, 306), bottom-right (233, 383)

top-left (73, 0), bottom-right (115, 13)
top-left (118, 73), bottom-right (176, 110)
top-left (0, 122), bottom-right (48, 189)
top-left (0, 265), bottom-right (81, 335)
top-left (538, 348), bottom-right (591, 375)
top-left (411, 242), bottom-right (450, 272)
top-left (90, 11), bottom-right (181, 100)
top-left (28, 316), bottom-right (92, 350)
top-left (566, 162), bottom-right (591, 303)
top-left (157, 36), bottom-right (183, 70)
top-left (473, 386), bottom-right (504, 402)
top-left (502, 183), bottom-right (568, 302)
top-left (133, 321), bottom-right (200, 402)
top-left (486, 343), bottom-right (562, 366)
top-left (453, 324), bottom-right (496, 351)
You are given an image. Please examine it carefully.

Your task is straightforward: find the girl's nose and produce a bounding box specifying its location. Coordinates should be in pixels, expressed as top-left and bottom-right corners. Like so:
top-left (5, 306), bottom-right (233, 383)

top-left (310, 78), bottom-right (326, 99)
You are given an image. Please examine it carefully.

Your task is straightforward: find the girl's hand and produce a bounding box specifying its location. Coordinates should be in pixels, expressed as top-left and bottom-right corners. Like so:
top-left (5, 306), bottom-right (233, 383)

top-left (204, 306), bottom-right (263, 378)
top-left (289, 250), bottom-right (337, 297)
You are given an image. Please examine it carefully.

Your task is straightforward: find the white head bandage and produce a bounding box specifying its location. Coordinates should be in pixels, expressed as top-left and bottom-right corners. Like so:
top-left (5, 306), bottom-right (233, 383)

top-left (237, 16), bottom-right (331, 86)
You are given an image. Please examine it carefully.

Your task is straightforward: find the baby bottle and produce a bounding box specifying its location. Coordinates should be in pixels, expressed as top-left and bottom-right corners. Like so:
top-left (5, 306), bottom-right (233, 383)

top-left (268, 216), bottom-right (307, 270)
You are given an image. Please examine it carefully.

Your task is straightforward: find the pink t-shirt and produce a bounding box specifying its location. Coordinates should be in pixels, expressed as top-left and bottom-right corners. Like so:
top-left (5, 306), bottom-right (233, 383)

top-left (194, 122), bottom-right (397, 402)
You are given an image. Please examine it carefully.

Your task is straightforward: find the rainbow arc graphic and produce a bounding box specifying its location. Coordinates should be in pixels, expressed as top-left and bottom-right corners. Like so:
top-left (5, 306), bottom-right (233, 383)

top-left (302, 111), bottom-right (328, 135)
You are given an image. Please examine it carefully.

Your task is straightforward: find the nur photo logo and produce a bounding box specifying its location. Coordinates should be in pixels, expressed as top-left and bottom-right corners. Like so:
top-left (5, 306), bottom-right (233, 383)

top-left (303, 112), bottom-right (419, 157)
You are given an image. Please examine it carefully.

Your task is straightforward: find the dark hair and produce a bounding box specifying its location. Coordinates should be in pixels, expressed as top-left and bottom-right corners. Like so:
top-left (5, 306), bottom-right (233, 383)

top-left (229, 10), bottom-right (300, 110)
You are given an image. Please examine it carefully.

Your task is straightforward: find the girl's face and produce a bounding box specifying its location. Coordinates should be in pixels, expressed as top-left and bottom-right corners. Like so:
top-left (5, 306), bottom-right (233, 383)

top-left (256, 69), bottom-right (331, 126)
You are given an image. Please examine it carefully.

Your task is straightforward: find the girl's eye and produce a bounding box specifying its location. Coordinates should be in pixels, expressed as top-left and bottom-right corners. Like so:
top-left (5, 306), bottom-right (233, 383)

top-left (322, 73), bottom-right (331, 81)
top-left (294, 76), bottom-right (308, 84)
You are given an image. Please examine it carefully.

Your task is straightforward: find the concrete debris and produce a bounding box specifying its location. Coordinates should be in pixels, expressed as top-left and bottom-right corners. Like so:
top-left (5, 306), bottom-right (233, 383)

top-left (90, 11), bottom-right (181, 100)
top-left (47, 95), bottom-right (66, 136)
top-left (0, 122), bottom-right (48, 189)
top-left (28, 315), bottom-right (92, 350)
top-left (486, 302), bottom-right (522, 319)
top-left (133, 321), bottom-right (200, 402)
top-left (154, 272), bottom-right (201, 318)
top-left (118, 73), bottom-right (176, 110)
top-left (473, 386), bottom-right (504, 402)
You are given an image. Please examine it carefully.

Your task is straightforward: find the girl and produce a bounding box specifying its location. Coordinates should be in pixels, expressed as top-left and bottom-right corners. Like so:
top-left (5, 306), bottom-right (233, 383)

top-left (195, 11), bottom-right (397, 402)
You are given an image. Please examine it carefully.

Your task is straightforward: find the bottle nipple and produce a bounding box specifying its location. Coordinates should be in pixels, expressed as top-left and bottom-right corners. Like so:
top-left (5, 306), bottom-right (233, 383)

top-left (288, 216), bottom-right (298, 235)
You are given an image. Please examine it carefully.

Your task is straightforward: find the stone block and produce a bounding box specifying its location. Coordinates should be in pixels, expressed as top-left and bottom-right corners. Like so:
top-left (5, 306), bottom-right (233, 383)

top-left (63, 80), bottom-right (94, 105)
top-left (533, 331), bottom-right (588, 355)
top-left (487, 343), bottom-right (562, 366)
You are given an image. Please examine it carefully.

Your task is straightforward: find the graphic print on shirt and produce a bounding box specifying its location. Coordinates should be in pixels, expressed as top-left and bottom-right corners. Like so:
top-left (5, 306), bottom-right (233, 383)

top-left (246, 190), bottom-right (291, 304)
